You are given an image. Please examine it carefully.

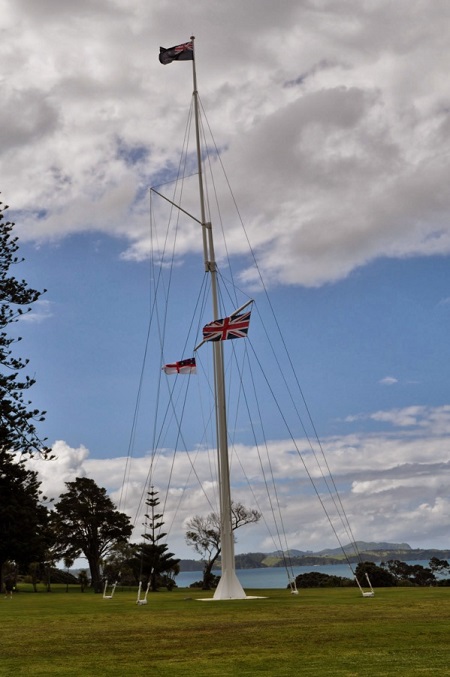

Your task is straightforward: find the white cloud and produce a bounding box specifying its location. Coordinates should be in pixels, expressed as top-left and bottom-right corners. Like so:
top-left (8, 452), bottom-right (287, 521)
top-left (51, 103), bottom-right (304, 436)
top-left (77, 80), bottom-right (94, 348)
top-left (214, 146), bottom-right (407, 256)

top-left (26, 440), bottom-right (89, 500)
top-left (379, 376), bottom-right (398, 386)
top-left (27, 404), bottom-right (450, 558)
top-left (17, 299), bottom-right (53, 324)
top-left (1, 1), bottom-right (450, 287)
top-left (348, 405), bottom-right (450, 433)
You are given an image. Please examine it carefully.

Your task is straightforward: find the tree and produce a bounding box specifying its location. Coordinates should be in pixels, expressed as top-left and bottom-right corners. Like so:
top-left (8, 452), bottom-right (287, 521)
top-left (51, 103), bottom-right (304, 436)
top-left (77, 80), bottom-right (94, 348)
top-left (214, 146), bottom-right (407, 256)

top-left (78, 570), bottom-right (89, 592)
top-left (355, 561), bottom-right (396, 587)
top-left (0, 199), bottom-right (50, 592)
top-left (136, 487), bottom-right (180, 591)
top-left (382, 559), bottom-right (435, 586)
top-left (429, 557), bottom-right (450, 580)
top-left (40, 540), bottom-right (66, 593)
top-left (185, 502), bottom-right (261, 590)
top-left (294, 571), bottom-right (354, 588)
top-left (0, 457), bottom-right (50, 591)
top-left (28, 561), bottom-right (41, 592)
top-left (0, 199), bottom-right (48, 458)
top-left (103, 542), bottom-right (140, 586)
top-left (408, 564), bottom-right (435, 586)
top-left (53, 477), bottom-right (133, 593)
top-left (64, 556), bottom-right (75, 592)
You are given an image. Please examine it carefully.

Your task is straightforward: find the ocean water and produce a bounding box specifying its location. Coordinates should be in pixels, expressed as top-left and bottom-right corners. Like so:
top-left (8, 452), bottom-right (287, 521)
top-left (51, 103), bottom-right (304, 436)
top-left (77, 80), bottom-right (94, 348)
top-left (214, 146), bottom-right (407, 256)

top-left (176, 560), bottom-right (433, 589)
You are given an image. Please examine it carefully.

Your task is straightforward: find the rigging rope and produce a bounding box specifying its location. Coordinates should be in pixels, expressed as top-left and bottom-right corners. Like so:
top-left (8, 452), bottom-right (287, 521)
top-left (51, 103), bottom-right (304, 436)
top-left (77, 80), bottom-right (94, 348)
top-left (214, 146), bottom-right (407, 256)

top-left (118, 91), bottom-right (368, 596)
top-left (196, 93), bottom-right (366, 575)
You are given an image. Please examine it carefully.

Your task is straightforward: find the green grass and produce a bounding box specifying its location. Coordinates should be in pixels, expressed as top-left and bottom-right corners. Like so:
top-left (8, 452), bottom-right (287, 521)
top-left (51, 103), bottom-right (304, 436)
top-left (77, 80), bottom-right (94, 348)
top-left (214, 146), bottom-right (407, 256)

top-left (1, 585), bottom-right (450, 676)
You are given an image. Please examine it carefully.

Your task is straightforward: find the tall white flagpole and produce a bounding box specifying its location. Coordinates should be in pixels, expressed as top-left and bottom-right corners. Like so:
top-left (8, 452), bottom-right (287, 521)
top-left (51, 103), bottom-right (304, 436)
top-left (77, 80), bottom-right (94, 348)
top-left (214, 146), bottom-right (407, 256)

top-left (190, 36), bottom-right (246, 599)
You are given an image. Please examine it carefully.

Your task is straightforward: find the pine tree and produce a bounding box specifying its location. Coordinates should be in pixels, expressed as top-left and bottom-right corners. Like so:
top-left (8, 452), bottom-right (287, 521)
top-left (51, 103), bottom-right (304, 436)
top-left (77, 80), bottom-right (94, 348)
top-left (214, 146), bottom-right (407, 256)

top-left (0, 199), bottom-right (48, 458)
top-left (138, 487), bottom-right (180, 591)
top-left (0, 198), bottom-right (50, 591)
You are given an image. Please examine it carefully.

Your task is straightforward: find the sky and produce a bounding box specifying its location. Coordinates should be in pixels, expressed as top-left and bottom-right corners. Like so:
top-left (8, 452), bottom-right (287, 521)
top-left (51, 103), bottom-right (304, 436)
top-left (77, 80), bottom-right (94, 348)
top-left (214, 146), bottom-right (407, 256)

top-left (2, 0), bottom-right (450, 562)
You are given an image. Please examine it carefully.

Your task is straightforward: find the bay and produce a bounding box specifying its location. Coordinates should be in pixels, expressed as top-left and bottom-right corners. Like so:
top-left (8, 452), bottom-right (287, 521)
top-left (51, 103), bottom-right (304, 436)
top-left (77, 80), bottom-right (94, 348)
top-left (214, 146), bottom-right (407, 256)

top-left (176, 560), bottom-right (434, 589)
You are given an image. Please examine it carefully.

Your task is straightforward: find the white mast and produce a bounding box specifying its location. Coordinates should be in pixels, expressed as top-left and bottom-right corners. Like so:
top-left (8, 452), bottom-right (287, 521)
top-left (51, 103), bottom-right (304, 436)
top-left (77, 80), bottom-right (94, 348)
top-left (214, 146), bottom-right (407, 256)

top-left (191, 36), bottom-right (246, 600)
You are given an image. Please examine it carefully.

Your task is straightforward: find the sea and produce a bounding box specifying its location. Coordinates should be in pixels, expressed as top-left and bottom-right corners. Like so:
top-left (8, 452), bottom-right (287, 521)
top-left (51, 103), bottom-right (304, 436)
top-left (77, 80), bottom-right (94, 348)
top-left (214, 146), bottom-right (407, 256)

top-left (176, 561), bottom-right (434, 589)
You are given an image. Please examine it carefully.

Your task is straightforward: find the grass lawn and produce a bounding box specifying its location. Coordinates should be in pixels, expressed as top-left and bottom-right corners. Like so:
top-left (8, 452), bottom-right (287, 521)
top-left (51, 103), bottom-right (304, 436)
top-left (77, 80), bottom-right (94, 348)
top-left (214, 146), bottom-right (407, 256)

top-left (1, 585), bottom-right (450, 676)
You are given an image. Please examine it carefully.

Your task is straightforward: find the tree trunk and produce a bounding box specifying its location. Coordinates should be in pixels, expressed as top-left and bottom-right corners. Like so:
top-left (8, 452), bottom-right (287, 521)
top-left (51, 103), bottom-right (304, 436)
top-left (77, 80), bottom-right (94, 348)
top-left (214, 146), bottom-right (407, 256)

top-left (46, 568), bottom-right (52, 592)
top-left (202, 551), bottom-right (221, 590)
top-left (202, 567), bottom-right (214, 590)
top-left (88, 557), bottom-right (102, 593)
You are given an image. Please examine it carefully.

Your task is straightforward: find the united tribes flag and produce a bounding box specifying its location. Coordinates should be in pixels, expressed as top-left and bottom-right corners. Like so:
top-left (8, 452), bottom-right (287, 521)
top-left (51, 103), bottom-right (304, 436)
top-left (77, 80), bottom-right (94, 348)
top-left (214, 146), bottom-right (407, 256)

top-left (202, 312), bottom-right (251, 342)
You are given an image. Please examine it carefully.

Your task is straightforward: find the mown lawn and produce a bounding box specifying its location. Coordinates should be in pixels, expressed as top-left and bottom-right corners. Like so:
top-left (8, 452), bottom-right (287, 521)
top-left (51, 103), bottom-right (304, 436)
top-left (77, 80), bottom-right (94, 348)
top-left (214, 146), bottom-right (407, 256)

top-left (1, 585), bottom-right (450, 676)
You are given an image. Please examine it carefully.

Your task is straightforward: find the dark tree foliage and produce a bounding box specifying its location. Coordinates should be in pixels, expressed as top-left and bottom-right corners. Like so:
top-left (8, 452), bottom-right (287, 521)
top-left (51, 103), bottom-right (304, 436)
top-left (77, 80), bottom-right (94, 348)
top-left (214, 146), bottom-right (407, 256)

top-left (0, 200), bottom-right (48, 458)
top-left (135, 487), bottom-right (180, 591)
top-left (53, 477), bottom-right (133, 593)
top-left (407, 564), bottom-right (435, 586)
top-left (102, 542), bottom-right (140, 586)
top-left (185, 501), bottom-right (261, 590)
top-left (355, 561), bottom-right (397, 587)
top-left (0, 456), bottom-right (50, 591)
top-left (381, 559), bottom-right (435, 586)
top-left (428, 557), bottom-right (450, 577)
top-left (25, 563), bottom-right (78, 590)
top-left (0, 199), bottom-right (52, 592)
top-left (293, 571), bottom-right (354, 588)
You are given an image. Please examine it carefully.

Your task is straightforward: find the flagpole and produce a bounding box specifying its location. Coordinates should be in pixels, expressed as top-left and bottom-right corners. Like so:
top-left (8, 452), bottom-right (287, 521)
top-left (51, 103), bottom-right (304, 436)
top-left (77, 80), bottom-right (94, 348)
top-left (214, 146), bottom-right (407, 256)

top-left (190, 36), bottom-right (246, 600)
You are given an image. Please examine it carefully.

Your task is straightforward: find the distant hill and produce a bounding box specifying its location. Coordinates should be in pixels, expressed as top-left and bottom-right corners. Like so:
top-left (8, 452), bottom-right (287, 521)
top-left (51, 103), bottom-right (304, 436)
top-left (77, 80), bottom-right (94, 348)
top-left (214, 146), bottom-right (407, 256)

top-left (265, 542), bottom-right (450, 567)
top-left (179, 542), bottom-right (450, 571)
top-left (178, 559), bottom-right (204, 572)
top-left (316, 541), bottom-right (412, 556)
top-left (180, 553), bottom-right (268, 571)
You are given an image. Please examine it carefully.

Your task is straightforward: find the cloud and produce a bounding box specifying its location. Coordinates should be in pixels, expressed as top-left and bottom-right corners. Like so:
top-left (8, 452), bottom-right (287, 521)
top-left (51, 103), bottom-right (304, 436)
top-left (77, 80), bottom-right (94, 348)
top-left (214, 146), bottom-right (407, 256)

top-left (346, 405), bottom-right (450, 433)
top-left (0, 89), bottom-right (59, 153)
top-left (1, 1), bottom-right (450, 287)
top-left (379, 376), bottom-right (398, 386)
top-left (26, 440), bottom-right (89, 500)
top-left (17, 299), bottom-right (54, 324)
top-left (27, 404), bottom-right (450, 557)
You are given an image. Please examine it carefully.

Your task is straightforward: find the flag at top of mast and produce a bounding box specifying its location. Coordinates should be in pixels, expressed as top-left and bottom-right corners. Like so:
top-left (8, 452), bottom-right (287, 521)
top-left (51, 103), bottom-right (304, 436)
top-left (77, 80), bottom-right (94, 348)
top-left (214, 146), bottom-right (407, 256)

top-left (159, 40), bottom-right (194, 65)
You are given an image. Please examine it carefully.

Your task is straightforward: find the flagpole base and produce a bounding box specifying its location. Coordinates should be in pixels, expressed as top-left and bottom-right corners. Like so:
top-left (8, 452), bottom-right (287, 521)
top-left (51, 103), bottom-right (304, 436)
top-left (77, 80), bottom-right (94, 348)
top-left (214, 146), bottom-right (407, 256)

top-left (212, 569), bottom-right (247, 600)
top-left (196, 570), bottom-right (266, 602)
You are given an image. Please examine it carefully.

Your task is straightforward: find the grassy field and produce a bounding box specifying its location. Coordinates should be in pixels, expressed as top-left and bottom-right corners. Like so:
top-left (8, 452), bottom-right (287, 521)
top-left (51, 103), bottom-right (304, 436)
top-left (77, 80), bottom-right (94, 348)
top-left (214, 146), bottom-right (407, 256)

top-left (1, 585), bottom-right (450, 676)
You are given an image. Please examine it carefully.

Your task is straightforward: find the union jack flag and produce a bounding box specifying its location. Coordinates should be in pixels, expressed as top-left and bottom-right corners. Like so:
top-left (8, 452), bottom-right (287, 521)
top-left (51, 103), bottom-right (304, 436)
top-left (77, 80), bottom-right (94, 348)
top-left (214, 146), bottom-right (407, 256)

top-left (203, 312), bottom-right (251, 342)
top-left (162, 358), bottom-right (197, 375)
top-left (159, 42), bottom-right (194, 65)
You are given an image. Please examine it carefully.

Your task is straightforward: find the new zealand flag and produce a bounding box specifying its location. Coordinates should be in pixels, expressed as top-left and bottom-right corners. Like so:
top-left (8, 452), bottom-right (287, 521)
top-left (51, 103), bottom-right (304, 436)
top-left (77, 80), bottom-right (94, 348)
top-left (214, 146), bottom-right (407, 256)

top-left (159, 42), bottom-right (194, 65)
